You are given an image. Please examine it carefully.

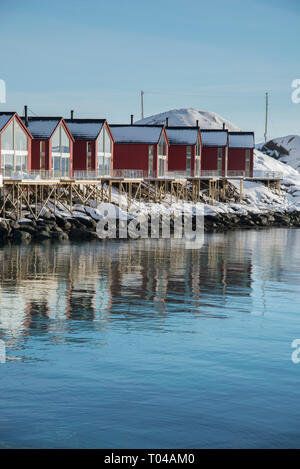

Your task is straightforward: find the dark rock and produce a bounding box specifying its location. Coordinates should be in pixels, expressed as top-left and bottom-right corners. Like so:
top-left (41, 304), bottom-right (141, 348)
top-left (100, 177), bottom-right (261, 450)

top-left (51, 231), bottom-right (69, 241)
top-left (69, 228), bottom-right (98, 240)
top-left (34, 230), bottom-right (51, 241)
top-left (12, 230), bottom-right (31, 242)
top-left (17, 225), bottom-right (37, 235)
top-left (56, 217), bottom-right (72, 231)
top-left (0, 220), bottom-right (10, 238)
top-left (10, 221), bottom-right (20, 230)
top-left (74, 216), bottom-right (97, 229)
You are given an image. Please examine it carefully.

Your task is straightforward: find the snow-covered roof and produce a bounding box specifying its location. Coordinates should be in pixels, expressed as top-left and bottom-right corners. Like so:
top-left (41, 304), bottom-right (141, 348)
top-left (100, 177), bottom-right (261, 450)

top-left (229, 132), bottom-right (255, 148)
top-left (21, 117), bottom-right (61, 139)
top-left (0, 112), bottom-right (14, 132)
top-left (110, 125), bottom-right (164, 144)
top-left (65, 119), bottom-right (105, 140)
top-left (166, 127), bottom-right (199, 145)
top-left (201, 130), bottom-right (228, 147)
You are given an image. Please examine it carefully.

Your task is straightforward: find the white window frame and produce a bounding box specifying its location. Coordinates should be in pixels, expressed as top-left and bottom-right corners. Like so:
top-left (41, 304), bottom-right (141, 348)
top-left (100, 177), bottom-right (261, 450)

top-left (0, 119), bottom-right (28, 174)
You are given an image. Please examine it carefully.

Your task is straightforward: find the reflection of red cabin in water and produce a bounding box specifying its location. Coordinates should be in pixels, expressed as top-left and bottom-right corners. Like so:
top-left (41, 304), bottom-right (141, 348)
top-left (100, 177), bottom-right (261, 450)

top-left (228, 132), bottom-right (254, 177)
top-left (65, 119), bottom-right (114, 176)
top-left (165, 126), bottom-right (202, 177)
top-left (110, 125), bottom-right (169, 178)
top-left (0, 112), bottom-right (33, 176)
top-left (200, 129), bottom-right (228, 176)
top-left (22, 116), bottom-right (74, 177)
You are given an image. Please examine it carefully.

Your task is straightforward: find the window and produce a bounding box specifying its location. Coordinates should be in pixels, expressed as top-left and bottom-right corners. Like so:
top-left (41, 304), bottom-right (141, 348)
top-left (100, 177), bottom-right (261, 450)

top-left (217, 148), bottom-right (223, 174)
top-left (158, 133), bottom-right (167, 177)
top-left (186, 146), bottom-right (191, 174)
top-left (86, 142), bottom-right (92, 171)
top-left (51, 124), bottom-right (71, 177)
top-left (196, 136), bottom-right (201, 157)
top-left (97, 127), bottom-right (112, 176)
top-left (195, 158), bottom-right (200, 177)
top-left (194, 136), bottom-right (201, 177)
top-left (1, 121), bottom-right (13, 151)
top-left (245, 149), bottom-right (250, 176)
top-left (14, 120), bottom-right (27, 151)
top-left (40, 141), bottom-right (46, 170)
top-left (148, 145), bottom-right (154, 177)
top-left (0, 118), bottom-right (28, 176)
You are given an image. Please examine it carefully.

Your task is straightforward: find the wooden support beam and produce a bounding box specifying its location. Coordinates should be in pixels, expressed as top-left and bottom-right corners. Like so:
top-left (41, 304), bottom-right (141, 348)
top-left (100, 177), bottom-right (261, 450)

top-left (240, 178), bottom-right (243, 204)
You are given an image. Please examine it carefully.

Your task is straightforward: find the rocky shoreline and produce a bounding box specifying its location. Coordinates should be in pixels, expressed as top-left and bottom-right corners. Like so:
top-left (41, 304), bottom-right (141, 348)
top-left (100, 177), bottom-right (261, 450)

top-left (1, 207), bottom-right (300, 245)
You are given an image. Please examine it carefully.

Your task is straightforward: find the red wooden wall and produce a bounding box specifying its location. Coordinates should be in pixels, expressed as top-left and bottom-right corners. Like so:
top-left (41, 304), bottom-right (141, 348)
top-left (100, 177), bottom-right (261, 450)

top-left (201, 147), bottom-right (226, 173)
top-left (228, 148), bottom-right (254, 176)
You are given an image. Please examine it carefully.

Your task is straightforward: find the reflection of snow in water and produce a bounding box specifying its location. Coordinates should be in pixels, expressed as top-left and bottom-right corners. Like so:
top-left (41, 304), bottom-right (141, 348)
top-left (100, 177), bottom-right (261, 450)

top-left (121, 270), bottom-right (143, 295)
top-left (94, 278), bottom-right (111, 322)
top-left (0, 291), bottom-right (28, 337)
top-left (47, 281), bottom-right (69, 321)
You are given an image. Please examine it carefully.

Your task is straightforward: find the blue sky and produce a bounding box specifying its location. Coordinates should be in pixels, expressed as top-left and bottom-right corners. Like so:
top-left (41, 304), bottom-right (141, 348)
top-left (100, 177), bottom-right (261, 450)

top-left (1, 0), bottom-right (300, 141)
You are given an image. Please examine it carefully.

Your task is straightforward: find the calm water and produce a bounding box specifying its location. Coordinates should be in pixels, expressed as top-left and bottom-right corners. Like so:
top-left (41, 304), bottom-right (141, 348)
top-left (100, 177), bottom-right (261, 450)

top-left (0, 229), bottom-right (300, 448)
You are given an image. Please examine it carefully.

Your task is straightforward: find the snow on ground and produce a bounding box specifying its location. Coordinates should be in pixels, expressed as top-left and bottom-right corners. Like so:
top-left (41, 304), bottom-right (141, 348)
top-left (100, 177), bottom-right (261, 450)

top-left (42, 149), bottom-right (300, 223)
top-left (257, 135), bottom-right (300, 171)
top-left (254, 149), bottom-right (300, 205)
top-left (35, 110), bottom-right (300, 221)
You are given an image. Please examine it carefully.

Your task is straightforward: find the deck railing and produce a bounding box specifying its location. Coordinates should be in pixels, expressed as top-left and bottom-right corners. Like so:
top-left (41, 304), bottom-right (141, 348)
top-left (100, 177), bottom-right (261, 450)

top-left (227, 170), bottom-right (246, 177)
top-left (2, 169), bottom-right (71, 181)
top-left (167, 170), bottom-right (190, 179)
top-left (73, 170), bottom-right (102, 180)
top-left (112, 169), bottom-right (146, 179)
top-left (252, 170), bottom-right (283, 179)
top-left (200, 170), bottom-right (222, 178)
top-left (0, 168), bottom-right (284, 182)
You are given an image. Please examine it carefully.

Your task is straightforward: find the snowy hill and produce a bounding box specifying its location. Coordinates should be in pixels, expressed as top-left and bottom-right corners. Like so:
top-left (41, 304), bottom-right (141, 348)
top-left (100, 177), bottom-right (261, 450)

top-left (256, 135), bottom-right (300, 172)
top-left (135, 108), bottom-right (240, 131)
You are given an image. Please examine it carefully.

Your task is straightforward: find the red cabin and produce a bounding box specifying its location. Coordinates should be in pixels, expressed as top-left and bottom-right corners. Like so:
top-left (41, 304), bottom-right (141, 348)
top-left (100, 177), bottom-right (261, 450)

top-left (165, 126), bottom-right (201, 177)
top-left (22, 117), bottom-right (74, 178)
top-left (228, 132), bottom-right (254, 177)
top-left (200, 129), bottom-right (228, 176)
top-left (65, 119), bottom-right (114, 177)
top-left (0, 112), bottom-right (32, 178)
top-left (110, 125), bottom-right (169, 178)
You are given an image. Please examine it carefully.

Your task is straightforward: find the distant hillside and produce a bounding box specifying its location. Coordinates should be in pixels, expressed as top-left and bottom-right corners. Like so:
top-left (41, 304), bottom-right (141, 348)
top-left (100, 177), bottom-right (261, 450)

top-left (135, 108), bottom-right (240, 131)
top-left (257, 135), bottom-right (300, 172)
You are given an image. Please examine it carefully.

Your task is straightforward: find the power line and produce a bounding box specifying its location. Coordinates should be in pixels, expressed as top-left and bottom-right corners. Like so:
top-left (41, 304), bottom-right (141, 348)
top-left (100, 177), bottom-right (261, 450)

top-left (143, 90), bottom-right (265, 98)
top-left (28, 107), bottom-right (39, 116)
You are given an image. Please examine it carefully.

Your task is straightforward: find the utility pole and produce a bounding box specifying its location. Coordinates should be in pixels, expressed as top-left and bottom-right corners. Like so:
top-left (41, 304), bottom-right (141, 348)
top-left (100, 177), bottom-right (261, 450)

top-left (264, 92), bottom-right (269, 143)
top-left (141, 90), bottom-right (144, 120)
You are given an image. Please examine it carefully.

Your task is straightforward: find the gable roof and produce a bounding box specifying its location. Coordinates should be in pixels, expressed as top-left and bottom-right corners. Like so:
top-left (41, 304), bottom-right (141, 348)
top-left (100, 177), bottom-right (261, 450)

top-left (110, 125), bottom-right (164, 144)
top-left (201, 129), bottom-right (228, 147)
top-left (0, 112), bottom-right (15, 133)
top-left (21, 117), bottom-right (62, 139)
top-left (65, 119), bottom-right (106, 140)
top-left (228, 132), bottom-right (255, 149)
top-left (166, 127), bottom-right (199, 145)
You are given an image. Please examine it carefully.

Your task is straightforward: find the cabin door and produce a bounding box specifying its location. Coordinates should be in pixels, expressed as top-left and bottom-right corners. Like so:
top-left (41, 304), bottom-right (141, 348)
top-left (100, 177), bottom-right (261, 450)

top-left (245, 150), bottom-right (250, 177)
top-left (186, 146), bottom-right (191, 176)
top-left (217, 148), bottom-right (223, 175)
top-left (40, 141), bottom-right (46, 170)
top-left (148, 145), bottom-right (154, 177)
top-left (87, 142), bottom-right (92, 171)
top-left (195, 158), bottom-right (200, 177)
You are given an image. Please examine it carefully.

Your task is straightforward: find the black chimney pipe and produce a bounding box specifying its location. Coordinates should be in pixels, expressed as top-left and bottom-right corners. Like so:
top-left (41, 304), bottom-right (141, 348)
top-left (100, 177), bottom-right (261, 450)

top-left (24, 105), bottom-right (28, 127)
top-left (130, 114), bottom-right (134, 125)
top-left (71, 110), bottom-right (74, 120)
top-left (166, 117), bottom-right (169, 128)
top-left (223, 122), bottom-right (225, 130)
top-left (196, 120), bottom-right (199, 127)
